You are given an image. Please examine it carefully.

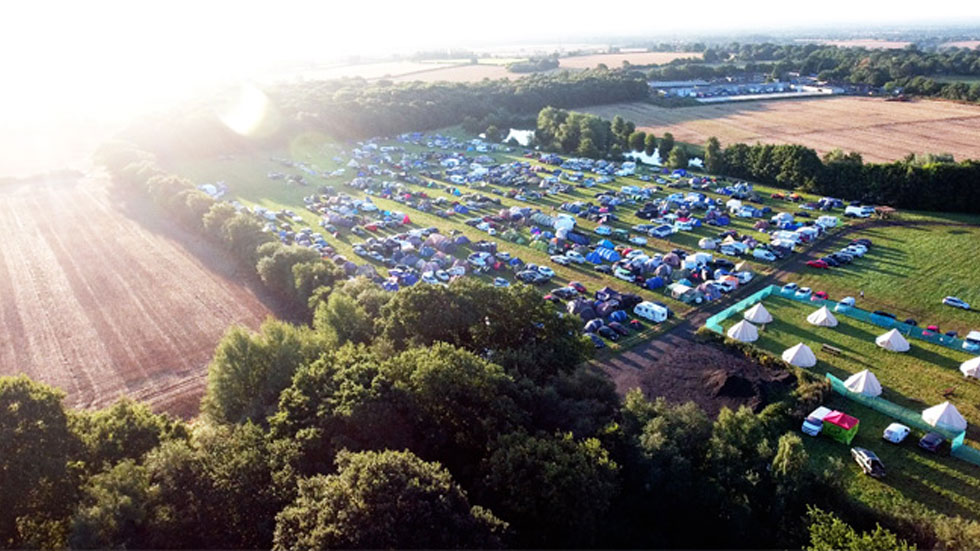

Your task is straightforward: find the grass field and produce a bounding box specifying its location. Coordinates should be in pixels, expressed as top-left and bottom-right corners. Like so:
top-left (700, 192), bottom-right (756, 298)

top-left (580, 97), bottom-right (980, 163)
top-left (789, 223), bottom-right (980, 336)
top-left (719, 296), bottom-right (980, 520)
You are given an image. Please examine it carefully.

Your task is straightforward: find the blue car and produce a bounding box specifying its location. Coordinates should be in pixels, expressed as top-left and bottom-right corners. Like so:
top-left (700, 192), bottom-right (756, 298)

top-left (781, 282), bottom-right (799, 295)
top-left (795, 287), bottom-right (813, 300)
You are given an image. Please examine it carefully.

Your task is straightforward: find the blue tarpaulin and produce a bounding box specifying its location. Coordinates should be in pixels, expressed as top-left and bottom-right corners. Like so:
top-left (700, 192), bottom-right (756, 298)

top-left (645, 276), bottom-right (665, 290)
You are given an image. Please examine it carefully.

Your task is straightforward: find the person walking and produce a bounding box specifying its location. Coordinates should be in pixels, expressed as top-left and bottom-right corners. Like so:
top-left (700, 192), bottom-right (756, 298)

top-left (859, 290), bottom-right (864, 299)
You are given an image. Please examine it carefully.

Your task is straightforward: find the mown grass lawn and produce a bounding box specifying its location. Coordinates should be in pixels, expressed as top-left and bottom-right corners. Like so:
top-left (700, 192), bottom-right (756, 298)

top-left (804, 393), bottom-right (980, 521)
top-left (788, 223), bottom-right (980, 336)
top-left (721, 296), bottom-right (979, 433)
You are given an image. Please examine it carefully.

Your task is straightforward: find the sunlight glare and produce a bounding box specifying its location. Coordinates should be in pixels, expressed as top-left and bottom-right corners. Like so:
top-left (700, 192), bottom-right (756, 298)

top-left (218, 85), bottom-right (272, 136)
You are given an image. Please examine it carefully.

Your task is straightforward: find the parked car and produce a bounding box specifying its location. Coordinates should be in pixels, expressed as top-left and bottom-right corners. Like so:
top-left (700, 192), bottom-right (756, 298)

top-left (806, 259), bottom-right (829, 269)
top-left (516, 270), bottom-right (546, 284)
top-left (753, 248), bottom-right (777, 262)
top-left (537, 265), bottom-right (556, 279)
top-left (850, 447), bottom-right (886, 478)
top-left (550, 255), bottom-right (570, 266)
top-left (943, 296), bottom-right (971, 310)
top-left (919, 432), bottom-right (945, 454)
top-left (565, 251), bottom-right (586, 264)
top-left (614, 267), bottom-right (636, 283)
top-left (607, 321), bottom-right (630, 336)
top-left (550, 287), bottom-right (578, 300)
top-left (882, 423), bottom-right (911, 444)
top-left (781, 282), bottom-right (799, 295)
top-left (585, 332), bottom-right (606, 349)
top-left (795, 287), bottom-right (813, 299)
top-left (493, 277), bottom-right (510, 288)
top-left (812, 291), bottom-right (829, 301)
top-left (964, 331), bottom-right (980, 352)
top-left (568, 281), bottom-right (587, 294)
top-left (597, 326), bottom-right (620, 342)
top-left (821, 256), bottom-right (840, 267)
top-left (595, 225), bottom-right (613, 236)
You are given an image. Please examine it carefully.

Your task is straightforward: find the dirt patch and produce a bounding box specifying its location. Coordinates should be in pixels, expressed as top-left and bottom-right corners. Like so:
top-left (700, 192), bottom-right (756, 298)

top-left (596, 330), bottom-right (795, 417)
top-left (0, 173), bottom-right (272, 418)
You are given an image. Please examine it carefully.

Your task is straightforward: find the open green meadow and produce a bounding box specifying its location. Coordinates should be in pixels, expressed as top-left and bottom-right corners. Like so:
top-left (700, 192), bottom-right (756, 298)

top-left (789, 223), bottom-right (980, 336)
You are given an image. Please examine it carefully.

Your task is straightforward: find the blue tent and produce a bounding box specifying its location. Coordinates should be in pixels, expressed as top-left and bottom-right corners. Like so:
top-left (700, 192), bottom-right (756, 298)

top-left (597, 239), bottom-right (615, 249)
top-left (609, 310), bottom-right (628, 322)
top-left (509, 257), bottom-right (524, 267)
top-left (716, 216), bottom-right (730, 226)
top-left (454, 204), bottom-right (469, 214)
top-left (418, 246), bottom-right (435, 258)
top-left (644, 276), bottom-right (665, 290)
top-left (383, 281), bottom-right (399, 292)
top-left (400, 273), bottom-right (419, 286)
top-left (596, 248), bottom-right (621, 262)
top-left (677, 278), bottom-right (694, 287)
top-left (585, 251), bottom-right (603, 264)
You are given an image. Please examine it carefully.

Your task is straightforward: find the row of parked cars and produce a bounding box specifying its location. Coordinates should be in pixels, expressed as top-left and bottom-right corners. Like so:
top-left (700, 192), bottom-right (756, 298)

top-left (805, 238), bottom-right (872, 270)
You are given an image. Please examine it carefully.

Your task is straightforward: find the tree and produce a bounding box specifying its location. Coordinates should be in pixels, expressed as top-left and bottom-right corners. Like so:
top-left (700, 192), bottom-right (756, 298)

top-left (75, 398), bottom-right (186, 471)
top-left (644, 132), bottom-right (657, 156)
top-left (667, 145), bottom-right (690, 169)
top-left (704, 136), bottom-right (726, 173)
top-left (69, 460), bottom-right (152, 549)
top-left (806, 507), bottom-right (912, 551)
top-left (256, 243), bottom-right (321, 303)
top-left (628, 130), bottom-right (647, 152)
top-left (484, 124), bottom-right (502, 142)
top-left (202, 320), bottom-right (321, 425)
top-left (313, 290), bottom-right (374, 346)
top-left (202, 203), bottom-right (237, 240)
top-left (292, 260), bottom-right (343, 310)
top-left (577, 136), bottom-right (600, 158)
top-left (273, 450), bottom-right (505, 550)
top-left (477, 431), bottom-right (618, 548)
top-left (0, 376), bottom-right (82, 548)
top-left (222, 215), bottom-right (273, 265)
top-left (659, 132), bottom-right (675, 160)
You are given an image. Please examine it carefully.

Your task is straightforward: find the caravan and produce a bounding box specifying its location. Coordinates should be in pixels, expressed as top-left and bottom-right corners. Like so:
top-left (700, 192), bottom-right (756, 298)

top-left (634, 301), bottom-right (669, 323)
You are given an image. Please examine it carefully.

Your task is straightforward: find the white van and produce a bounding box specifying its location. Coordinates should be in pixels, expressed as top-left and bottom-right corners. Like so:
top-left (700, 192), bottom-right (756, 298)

top-left (753, 248), bottom-right (777, 262)
top-left (801, 406), bottom-right (833, 436)
top-left (845, 205), bottom-right (875, 218)
top-left (634, 301), bottom-right (669, 323)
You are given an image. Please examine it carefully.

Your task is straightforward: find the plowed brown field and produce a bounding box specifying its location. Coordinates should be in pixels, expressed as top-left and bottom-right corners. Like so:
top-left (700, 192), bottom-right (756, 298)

top-left (581, 97), bottom-right (980, 162)
top-left (0, 174), bottom-right (271, 417)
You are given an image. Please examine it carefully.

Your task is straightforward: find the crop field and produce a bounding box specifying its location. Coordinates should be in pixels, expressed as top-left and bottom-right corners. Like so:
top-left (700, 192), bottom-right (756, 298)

top-left (817, 39), bottom-right (913, 49)
top-left (719, 296), bottom-right (980, 519)
top-left (789, 223), bottom-right (980, 336)
top-left (390, 63), bottom-right (519, 83)
top-left (293, 60), bottom-right (460, 81)
top-left (580, 97), bottom-right (980, 163)
top-left (0, 175), bottom-right (271, 417)
top-left (558, 51), bottom-right (702, 69)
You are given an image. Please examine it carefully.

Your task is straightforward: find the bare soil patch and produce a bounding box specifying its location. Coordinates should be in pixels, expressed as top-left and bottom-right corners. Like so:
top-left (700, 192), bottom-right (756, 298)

top-left (0, 174), bottom-right (271, 417)
top-left (581, 96), bottom-right (980, 162)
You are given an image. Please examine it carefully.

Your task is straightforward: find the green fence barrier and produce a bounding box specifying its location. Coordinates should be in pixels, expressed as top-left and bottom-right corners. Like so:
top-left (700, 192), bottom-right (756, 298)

top-left (827, 373), bottom-right (980, 468)
top-left (704, 284), bottom-right (780, 334)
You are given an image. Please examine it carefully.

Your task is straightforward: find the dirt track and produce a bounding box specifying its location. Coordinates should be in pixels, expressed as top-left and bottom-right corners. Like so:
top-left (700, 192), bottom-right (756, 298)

top-left (0, 174), bottom-right (271, 417)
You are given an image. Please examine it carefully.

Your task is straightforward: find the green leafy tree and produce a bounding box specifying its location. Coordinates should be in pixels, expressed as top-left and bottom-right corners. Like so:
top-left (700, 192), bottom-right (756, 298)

top-left (659, 132), bottom-right (675, 160)
top-left (222, 214), bottom-right (273, 265)
top-left (667, 145), bottom-right (690, 169)
top-left (202, 320), bottom-right (321, 425)
top-left (806, 507), bottom-right (912, 551)
top-left (273, 450), bottom-right (505, 550)
top-left (484, 124), bottom-right (502, 142)
top-left (313, 290), bottom-right (374, 346)
top-left (202, 202), bottom-right (237, 239)
top-left (644, 132), bottom-right (657, 156)
top-left (69, 460), bottom-right (153, 549)
top-left (256, 243), bottom-right (321, 302)
top-left (74, 398), bottom-right (187, 471)
top-left (628, 130), bottom-right (647, 152)
top-left (292, 260), bottom-right (343, 310)
top-left (704, 136), bottom-right (726, 173)
top-left (477, 431), bottom-right (618, 548)
top-left (0, 376), bottom-right (82, 548)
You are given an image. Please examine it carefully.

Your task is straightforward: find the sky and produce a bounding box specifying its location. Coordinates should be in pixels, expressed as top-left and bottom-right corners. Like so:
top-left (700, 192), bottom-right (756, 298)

top-left (1, 0), bottom-right (979, 176)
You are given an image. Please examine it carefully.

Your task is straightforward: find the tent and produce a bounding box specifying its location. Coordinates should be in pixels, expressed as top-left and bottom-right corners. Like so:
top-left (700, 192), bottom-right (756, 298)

top-left (644, 276), bottom-right (665, 290)
top-left (585, 251), bottom-right (602, 264)
top-left (597, 239), bottom-right (615, 249)
top-left (806, 306), bottom-right (838, 327)
top-left (876, 329), bottom-right (910, 352)
top-left (781, 343), bottom-right (816, 367)
top-left (698, 237), bottom-right (718, 250)
top-left (922, 401), bottom-right (967, 433)
top-left (843, 370), bottom-right (882, 397)
top-left (960, 357), bottom-right (980, 379)
top-left (822, 411), bottom-right (860, 444)
top-left (743, 303), bottom-right (773, 324)
top-left (662, 253), bottom-right (681, 268)
top-left (727, 320), bottom-right (759, 343)
top-left (654, 264), bottom-right (672, 278)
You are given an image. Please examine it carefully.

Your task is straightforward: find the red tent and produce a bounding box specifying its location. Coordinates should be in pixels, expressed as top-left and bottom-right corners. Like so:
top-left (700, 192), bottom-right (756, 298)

top-left (402, 214), bottom-right (411, 225)
top-left (824, 411), bottom-right (859, 430)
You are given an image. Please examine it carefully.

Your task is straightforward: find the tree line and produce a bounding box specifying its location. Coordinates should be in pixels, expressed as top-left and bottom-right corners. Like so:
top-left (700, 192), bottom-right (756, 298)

top-left (10, 270), bottom-right (970, 549)
top-left (96, 142), bottom-right (345, 318)
top-left (506, 57), bottom-right (560, 74)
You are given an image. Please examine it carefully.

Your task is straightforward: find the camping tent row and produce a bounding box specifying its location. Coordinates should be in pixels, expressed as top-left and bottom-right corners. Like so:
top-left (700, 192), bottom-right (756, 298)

top-left (876, 329), bottom-right (910, 352)
top-left (806, 306), bottom-right (838, 327)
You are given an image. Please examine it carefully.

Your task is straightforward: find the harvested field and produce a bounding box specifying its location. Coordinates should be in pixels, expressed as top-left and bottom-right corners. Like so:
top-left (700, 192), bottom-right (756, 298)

top-left (0, 174), bottom-right (271, 417)
top-left (558, 51), bottom-right (700, 69)
top-left (295, 60), bottom-right (458, 81)
top-left (390, 63), bottom-right (518, 83)
top-left (581, 96), bottom-right (980, 162)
